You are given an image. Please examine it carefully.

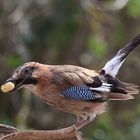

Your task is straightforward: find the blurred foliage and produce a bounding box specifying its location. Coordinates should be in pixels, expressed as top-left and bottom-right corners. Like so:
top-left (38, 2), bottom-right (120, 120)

top-left (127, 0), bottom-right (140, 18)
top-left (88, 35), bottom-right (106, 57)
top-left (0, 0), bottom-right (140, 139)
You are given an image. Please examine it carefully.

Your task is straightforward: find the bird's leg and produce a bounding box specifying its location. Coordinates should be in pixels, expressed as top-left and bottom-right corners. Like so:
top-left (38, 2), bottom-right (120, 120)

top-left (76, 113), bottom-right (96, 130)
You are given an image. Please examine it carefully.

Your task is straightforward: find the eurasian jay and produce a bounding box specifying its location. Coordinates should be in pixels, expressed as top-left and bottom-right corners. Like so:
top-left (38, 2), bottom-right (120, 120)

top-left (1, 35), bottom-right (140, 128)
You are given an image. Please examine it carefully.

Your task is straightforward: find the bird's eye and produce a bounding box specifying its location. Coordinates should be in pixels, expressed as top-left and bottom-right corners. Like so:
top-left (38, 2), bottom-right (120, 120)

top-left (22, 67), bottom-right (34, 76)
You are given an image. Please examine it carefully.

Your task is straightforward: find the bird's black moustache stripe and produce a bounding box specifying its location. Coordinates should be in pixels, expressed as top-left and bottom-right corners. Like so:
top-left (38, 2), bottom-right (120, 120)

top-left (23, 77), bottom-right (38, 85)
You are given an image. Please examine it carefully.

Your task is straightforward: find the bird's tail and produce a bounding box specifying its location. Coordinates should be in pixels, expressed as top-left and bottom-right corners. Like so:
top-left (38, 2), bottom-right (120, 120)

top-left (101, 34), bottom-right (140, 77)
top-left (108, 81), bottom-right (139, 100)
top-left (91, 75), bottom-right (139, 101)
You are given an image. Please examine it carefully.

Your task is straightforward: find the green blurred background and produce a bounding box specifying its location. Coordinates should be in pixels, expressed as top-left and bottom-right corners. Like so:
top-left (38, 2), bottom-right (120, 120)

top-left (0, 0), bottom-right (140, 139)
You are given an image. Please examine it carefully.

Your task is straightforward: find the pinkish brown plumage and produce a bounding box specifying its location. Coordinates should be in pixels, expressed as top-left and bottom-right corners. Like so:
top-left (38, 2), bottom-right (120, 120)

top-left (1, 34), bottom-right (140, 128)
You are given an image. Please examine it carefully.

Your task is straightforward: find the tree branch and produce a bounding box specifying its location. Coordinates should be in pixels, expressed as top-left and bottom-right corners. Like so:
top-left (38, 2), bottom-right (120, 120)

top-left (0, 124), bottom-right (85, 140)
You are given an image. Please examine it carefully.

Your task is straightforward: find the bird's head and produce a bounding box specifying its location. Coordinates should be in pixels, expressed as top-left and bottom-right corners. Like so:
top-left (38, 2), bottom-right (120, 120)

top-left (1, 62), bottom-right (47, 93)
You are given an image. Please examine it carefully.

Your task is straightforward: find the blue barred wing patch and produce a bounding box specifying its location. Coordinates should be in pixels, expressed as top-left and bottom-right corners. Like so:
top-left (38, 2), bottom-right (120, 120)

top-left (63, 85), bottom-right (98, 101)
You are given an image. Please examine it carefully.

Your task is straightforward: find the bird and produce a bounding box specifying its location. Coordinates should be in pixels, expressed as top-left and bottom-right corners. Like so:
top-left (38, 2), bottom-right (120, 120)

top-left (1, 34), bottom-right (140, 129)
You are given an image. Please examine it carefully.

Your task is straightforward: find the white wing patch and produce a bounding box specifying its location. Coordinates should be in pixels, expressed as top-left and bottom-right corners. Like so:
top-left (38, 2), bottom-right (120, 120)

top-left (90, 82), bottom-right (112, 92)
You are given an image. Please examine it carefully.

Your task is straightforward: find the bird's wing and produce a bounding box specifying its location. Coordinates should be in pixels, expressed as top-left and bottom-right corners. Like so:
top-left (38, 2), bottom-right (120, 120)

top-left (62, 85), bottom-right (107, 102)
top-left (102, 34), bottom-right (140, 77)
top-left (52, 65), bottom-right (99, 86)
top-left (51, 65), bottom-right (135, 101)
top-left (51, 65), bottom-right (109, 102)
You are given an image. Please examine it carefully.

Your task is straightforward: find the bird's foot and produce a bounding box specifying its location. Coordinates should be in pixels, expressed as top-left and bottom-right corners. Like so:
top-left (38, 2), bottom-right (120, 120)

top-left (75, 113), bottom-right (96, 130)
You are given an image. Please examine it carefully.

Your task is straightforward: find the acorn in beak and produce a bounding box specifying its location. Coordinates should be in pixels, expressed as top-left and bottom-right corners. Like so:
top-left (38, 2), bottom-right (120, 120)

top-left (1, 81), bottom-right (15, 93)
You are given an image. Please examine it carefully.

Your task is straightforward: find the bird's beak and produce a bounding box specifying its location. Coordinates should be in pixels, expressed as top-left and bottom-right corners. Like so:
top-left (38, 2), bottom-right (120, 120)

top-left (1, 76), bottom-right (37, 93)
top-left (1, 77), bottom-right (24, 93)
